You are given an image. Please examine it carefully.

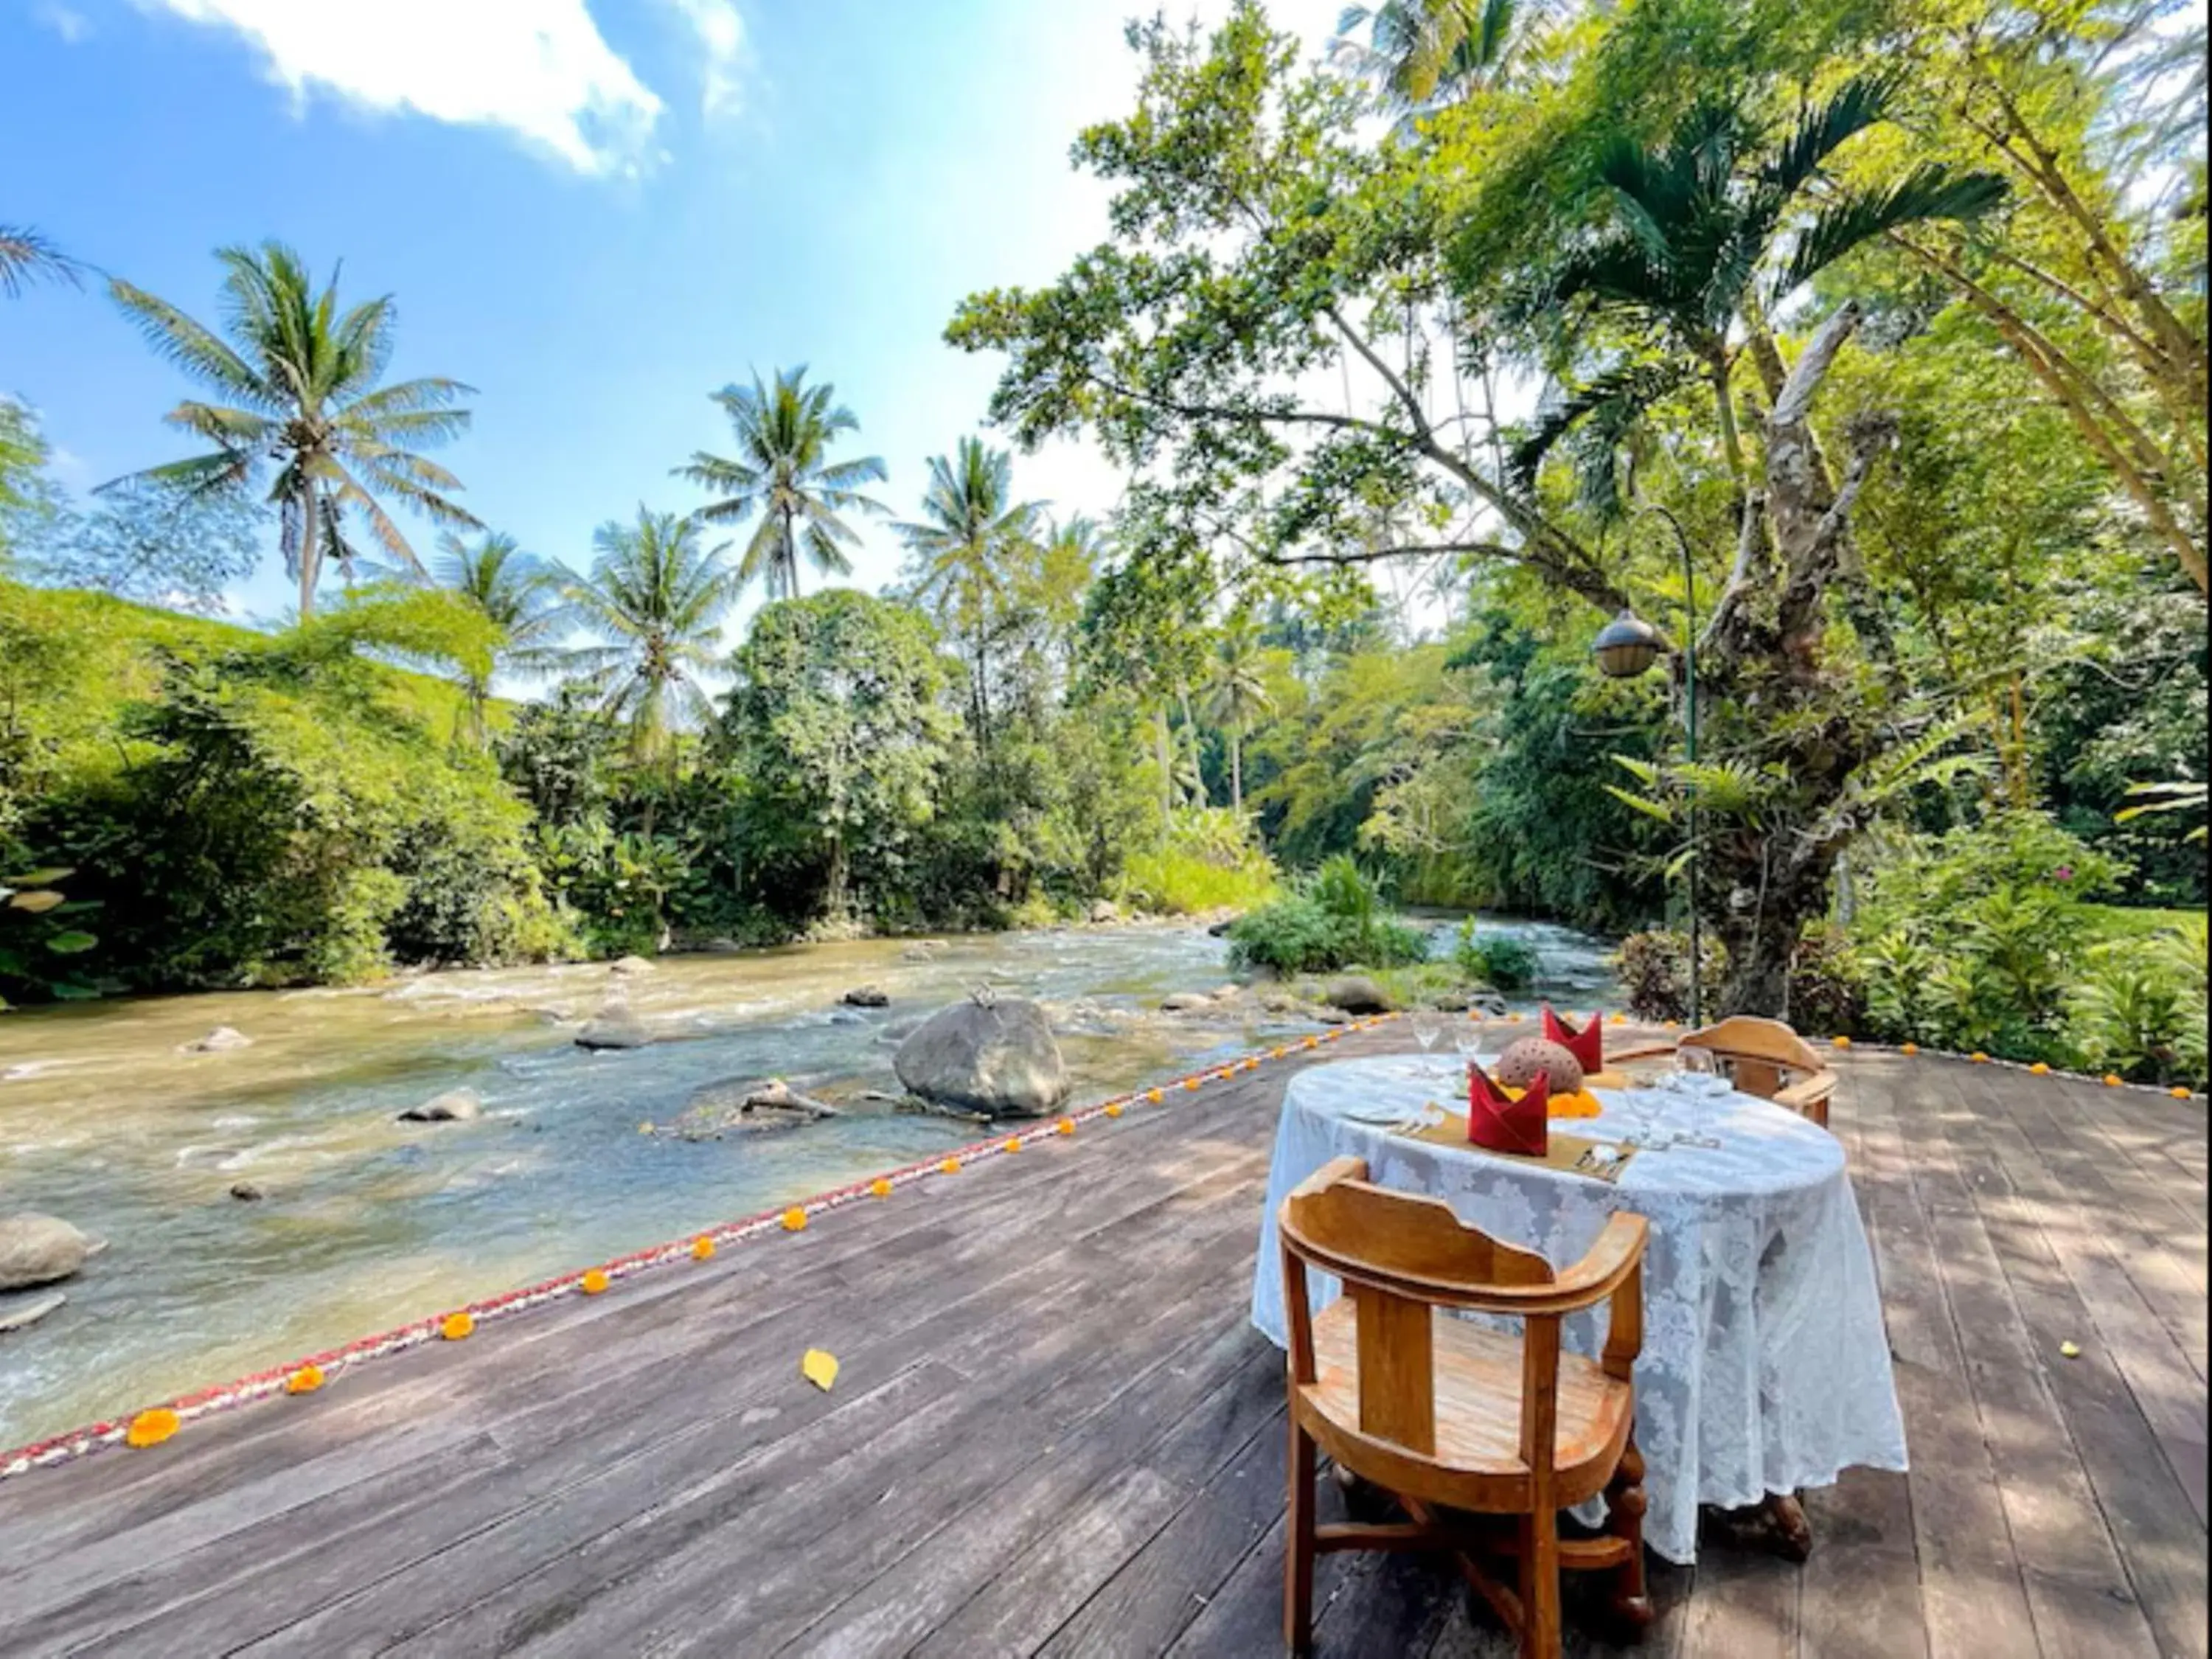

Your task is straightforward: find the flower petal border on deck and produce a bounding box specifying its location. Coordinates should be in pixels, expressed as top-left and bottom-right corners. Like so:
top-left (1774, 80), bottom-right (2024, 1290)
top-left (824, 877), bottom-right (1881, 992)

top-left (0, 1020), bottom-right (1393, 1483)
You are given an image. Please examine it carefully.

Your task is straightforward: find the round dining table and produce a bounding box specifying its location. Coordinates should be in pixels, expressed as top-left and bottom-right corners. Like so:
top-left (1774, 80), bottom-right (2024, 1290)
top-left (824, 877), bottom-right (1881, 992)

top-left (1248, 1052), bottom-right (1907, 1565)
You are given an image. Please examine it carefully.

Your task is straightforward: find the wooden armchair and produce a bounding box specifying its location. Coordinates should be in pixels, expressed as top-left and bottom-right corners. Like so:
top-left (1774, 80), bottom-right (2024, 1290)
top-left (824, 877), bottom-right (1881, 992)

top-left (1612, 1015), bottom-right (1839, 1127)
top-left (1278, 1156), bottom-right (1652, 1659)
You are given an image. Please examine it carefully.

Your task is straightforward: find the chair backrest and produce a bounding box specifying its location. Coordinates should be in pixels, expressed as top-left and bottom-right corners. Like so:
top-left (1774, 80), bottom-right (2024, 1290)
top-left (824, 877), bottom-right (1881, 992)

top-left (1278, 1158), bottom-right (1645, 1481)
top-left (1679, 1015), bottom-right (1824, 1101)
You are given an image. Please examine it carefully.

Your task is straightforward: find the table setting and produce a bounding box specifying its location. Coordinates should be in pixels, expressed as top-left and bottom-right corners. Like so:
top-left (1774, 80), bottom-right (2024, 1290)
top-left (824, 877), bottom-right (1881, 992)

top-left (1250, 1007), bottom-right (1908, 1565)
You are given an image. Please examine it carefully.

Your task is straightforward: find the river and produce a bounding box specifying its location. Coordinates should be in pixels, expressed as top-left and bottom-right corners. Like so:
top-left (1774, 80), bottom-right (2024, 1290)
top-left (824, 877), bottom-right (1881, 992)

top-left (0, 916), bottom-right (1618, 1448)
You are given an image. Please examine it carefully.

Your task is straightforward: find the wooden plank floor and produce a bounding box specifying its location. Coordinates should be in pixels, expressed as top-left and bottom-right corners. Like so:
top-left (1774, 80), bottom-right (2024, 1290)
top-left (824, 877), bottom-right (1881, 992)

top-left (1, 1029), bottom-right (2204, 1658)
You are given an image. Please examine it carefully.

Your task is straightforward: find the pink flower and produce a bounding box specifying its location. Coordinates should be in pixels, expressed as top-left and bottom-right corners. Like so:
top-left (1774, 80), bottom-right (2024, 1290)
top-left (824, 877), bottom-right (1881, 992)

top-left (2053, 864), bottom-right (2074, 883)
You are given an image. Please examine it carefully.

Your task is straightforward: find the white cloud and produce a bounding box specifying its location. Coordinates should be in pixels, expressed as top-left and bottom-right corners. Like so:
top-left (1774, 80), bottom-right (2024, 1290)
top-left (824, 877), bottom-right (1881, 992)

top-left (36, 4), bottom-right (91, 44)
top-left (663, 0), bottom-right (746, 119)
top-left (142, 0), bottom-right (665, 176)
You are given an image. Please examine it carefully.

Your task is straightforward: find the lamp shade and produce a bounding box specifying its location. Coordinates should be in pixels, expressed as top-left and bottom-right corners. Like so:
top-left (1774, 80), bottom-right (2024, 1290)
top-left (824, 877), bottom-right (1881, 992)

top-left (1593, 609), bottom-right (1665, 678)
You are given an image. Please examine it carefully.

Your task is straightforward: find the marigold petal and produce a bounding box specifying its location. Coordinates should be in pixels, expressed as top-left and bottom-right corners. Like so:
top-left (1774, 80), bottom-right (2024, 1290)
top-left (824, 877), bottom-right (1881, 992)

top-left (781, 1207), bottom-right (808, 1232)
top-left (580, 1269), bottom-right (611, 1295)
top-left (869, 1178), bottom-right (894, 1198)
top-left (125, 1408), bottom-right (180, 1448)
top-left (285, 1366), bottom-right (324, 1395)
top-left (939, 1156), bottom-right (961, 1175)
top-left (1104, 1103), bottom-right (1124, 1119)
top-left (441, 1312), bottom-right (474, 1341)
top-left (692, 1236), bottom-right (717, 1259)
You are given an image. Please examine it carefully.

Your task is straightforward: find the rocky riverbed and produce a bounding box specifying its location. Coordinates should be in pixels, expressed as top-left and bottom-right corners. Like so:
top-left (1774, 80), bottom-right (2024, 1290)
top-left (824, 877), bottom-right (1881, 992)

top-left (0, 917), bottom-right (1618, 1447)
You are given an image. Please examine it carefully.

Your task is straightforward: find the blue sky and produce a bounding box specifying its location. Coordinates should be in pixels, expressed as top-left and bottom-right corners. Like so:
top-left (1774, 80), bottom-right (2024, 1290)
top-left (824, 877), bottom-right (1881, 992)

top-left (1, 0), bottom-right (1337, 629)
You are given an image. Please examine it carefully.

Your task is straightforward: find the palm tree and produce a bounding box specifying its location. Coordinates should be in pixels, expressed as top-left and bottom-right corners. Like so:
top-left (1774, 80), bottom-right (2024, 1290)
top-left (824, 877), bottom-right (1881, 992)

top-left (893, 437), bottom-right (1042, 746)
top-left (107, 241), bottom-right (479, 618)
top-left (563, 509), bottom-right (741, 771)
top-left (1514, 75), bottom-right (2006, 488)
top-left (675, 366), bottom-right (888, 602)
top-left (437, 530), bottom-right (573, 740)
top-left (1331, 0), bottom-right (1531, 120)
top-left (1204, 619), bottom-right (1275, 815)
top-left (0, 225), bottom-right (82, 298)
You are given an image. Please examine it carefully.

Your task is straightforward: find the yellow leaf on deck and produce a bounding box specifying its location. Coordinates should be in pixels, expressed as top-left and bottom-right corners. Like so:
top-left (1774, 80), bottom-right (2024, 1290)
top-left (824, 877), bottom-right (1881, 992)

top-left (801, 1348), bottom-right (840, 1391)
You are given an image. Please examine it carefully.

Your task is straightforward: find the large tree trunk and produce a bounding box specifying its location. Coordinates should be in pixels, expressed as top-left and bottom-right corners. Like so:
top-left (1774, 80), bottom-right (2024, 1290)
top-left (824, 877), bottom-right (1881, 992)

top-left (1229, 728), bottom-right (1243, 815)
top-left (1696, 304), bottom-right (1881, 1018)
top-left (298, 485), bottom-right (321, 619)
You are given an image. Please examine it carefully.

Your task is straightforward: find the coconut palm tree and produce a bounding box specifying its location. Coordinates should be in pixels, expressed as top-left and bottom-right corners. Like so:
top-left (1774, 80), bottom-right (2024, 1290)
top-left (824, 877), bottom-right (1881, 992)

top-left (1331, 0), bottom-right (1532, 120)
top-left (107, 242), bottom-right (479, 619)
top-left (1204, 618), bottom-right (1274, 814)
top-left (1512, 75), bottom-right (2007, 488)
top-left (563, 509), bottom-right (741, 771)
top-left (893, 437), bottom-right (1043, 746)
top-left (437, 530), bottom-right (573, 740)
top-left (0, 225), bottom-right (81, 298)
top-left (675, 366), bottom-right (888, 602)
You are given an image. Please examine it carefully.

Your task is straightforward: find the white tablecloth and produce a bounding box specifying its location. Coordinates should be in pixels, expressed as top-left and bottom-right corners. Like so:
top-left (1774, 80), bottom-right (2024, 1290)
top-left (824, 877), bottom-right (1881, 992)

top-left (1249, 1054), bottom-right (1907, 1564)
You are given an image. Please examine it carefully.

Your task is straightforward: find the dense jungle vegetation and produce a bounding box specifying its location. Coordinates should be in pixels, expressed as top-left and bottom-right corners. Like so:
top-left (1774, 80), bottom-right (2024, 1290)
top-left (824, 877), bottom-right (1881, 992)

top-left (1, 0), bottom-right (2203, 1085)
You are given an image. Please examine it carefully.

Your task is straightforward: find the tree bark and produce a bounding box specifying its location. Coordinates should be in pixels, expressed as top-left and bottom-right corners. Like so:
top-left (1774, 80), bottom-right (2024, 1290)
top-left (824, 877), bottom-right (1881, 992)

top-left (298, 484), bottom-right (321, 619)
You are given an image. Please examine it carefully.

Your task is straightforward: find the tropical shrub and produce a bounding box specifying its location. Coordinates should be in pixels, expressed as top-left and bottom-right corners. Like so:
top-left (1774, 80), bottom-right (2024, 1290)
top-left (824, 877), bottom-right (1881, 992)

top-left (1613, 930), bottom-right (1730, 1022)
top-left (1452, 919), bottom-right (1537, 991)
top-left (1227, 855), bottom-right (1427, 974)
top-left (1119, 807), bottom-right (1279, 916)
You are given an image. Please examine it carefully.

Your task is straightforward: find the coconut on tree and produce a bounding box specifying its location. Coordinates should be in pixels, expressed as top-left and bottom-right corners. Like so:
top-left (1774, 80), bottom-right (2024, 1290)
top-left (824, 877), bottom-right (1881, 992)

top-left (105, 242), bottom-right (479, 619)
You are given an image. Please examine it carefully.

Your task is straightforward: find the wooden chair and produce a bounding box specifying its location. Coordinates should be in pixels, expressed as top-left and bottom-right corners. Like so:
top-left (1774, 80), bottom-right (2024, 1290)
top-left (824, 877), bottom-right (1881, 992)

top-left (1278, 1156), bottom-right (1652, 1658)
top-left (1612, 1015), bottom-right (1839, 1127)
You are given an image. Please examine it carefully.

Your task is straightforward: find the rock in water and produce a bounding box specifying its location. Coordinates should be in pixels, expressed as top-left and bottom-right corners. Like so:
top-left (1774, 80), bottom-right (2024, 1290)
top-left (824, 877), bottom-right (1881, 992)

top-left (181, 1026), bottom-right (253, 1054)
top-left (1326, 975), bottom-right (1394, 1014)
top-left (399, 1088), bottom-right (484, 1122)
top-left (1159, 992), bottom-right (1214, 1013)
top-left (1088, 899), bottom-right (1120, 925)
top-left (842, 986), bottom-right (889, 1008)
top-left (229, 1182), bottom-right (264, 1202)
top-left (609, 955), bottom-right (656, 977)
top-left (576, 1000), bottom-right (652, 1050)
top-left (0, 1291), bottom-right (66, 1334)
top-left (894, 995), bottom-right (1070, 1118)
top-left (0, 1214), bottom-right (99, 1290)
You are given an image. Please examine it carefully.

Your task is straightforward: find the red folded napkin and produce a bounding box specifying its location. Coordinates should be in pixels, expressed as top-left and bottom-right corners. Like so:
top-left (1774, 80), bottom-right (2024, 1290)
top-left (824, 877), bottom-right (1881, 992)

top-left (1467, 1058), bottom-right (1549, 1157)
top-left (1543, 1004), bottom-right (1604, 1074)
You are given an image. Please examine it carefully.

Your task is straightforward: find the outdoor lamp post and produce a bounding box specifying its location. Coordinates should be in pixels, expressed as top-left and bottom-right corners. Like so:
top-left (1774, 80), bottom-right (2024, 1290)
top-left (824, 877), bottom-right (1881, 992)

top-left (1593, 506), bottom-right (1703, 1026)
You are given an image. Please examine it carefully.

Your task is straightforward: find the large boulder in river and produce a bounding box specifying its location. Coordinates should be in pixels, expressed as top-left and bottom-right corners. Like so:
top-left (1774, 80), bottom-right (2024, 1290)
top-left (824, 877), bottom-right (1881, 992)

top-left (842, 985), bottom-right (889, 1008)
top-left (1326, 975), bottom-right (1394, 1015)
top-left (0, 1213), bottom-right (101, 1291)
top-left (179, 1026), bottom-right (253, 1054)
top-left (576, 999), bottom-right (652, 1050)
top-left (894, 994), bottom-right (1070, 1118)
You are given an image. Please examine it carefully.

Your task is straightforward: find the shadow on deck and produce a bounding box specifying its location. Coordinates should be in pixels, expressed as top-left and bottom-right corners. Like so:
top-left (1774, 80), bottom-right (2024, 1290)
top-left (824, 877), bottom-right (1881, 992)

top-left (0, 1027), bottom-right (2203, 1657)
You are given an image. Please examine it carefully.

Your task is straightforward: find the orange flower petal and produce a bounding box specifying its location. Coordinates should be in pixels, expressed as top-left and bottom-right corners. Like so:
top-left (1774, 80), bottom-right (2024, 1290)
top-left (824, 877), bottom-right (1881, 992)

top-left (781, 1207), bottom-right (808, 1232)
top-left (440, 1312), bottom-right (474, 1341)
top-left (1104, 1102), bottom-right (1124, 1119)
top-left (2172, 1086), bottom-right (2192, 1099)
top-left (1901, 1043), bottom-right (1919, 1055)
top-left (1056, 1118), bottom-right (1076, 1136)
top-left (580, 1269), bottom-right (611, 1295)
top-left (869, 1178), bottom-right (894, 1199)
top-left (692, 1236), bottom-right (717, 1259)
top-left (940, 1156), bottom-right (961, 1175)
top-left (285, 1365), bottom-right (324, 1395)
top-left (125, 1408), bottom-right (181, 1448)
top-left (2104, 1073), bottom-right (2124, 1087)
top-left (1003, 1135), bottom-right (1023, 1153)
top-left (2028, 1062), bottom-right (2050, 1076)
top-left (1971, 1051), bottom-right (1990, 1063)
top-left (1832, 1035), bottom-right (1851, 1049)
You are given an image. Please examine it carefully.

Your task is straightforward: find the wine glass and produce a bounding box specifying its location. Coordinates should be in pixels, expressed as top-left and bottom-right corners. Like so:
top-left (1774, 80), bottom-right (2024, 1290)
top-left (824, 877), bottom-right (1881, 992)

top-left (1410, 1012), bottom-right (1444, 1077)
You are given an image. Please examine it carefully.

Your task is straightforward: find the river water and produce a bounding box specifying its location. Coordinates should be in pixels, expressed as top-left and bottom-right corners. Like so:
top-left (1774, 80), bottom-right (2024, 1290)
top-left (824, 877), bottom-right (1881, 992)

top-left (0, 917), bottom-right (1617, 1447)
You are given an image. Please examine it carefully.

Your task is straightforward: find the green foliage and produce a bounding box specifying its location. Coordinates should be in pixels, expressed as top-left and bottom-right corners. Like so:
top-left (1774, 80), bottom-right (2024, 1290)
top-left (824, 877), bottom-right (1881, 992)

top-left (0, 580), bottom-right (567, 995)
top-left (16, 476), bottom-right (262, 612)
top-left (1453, 918), bottom-right (1537, 990)
top-left (1119, 808), bottom-right (1280, 916)
top-left (720, 588), bottom-right (958, 923)
top-left (1613, 929), bottom-right (1729, 1022)
top-left (1226, 853), bottom-right (1427, 973)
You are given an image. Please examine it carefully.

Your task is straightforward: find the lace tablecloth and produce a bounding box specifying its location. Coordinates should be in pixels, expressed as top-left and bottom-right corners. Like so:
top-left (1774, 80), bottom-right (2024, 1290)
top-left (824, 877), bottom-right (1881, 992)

top-left (1248, 1054), bottom-right (1906, 1564)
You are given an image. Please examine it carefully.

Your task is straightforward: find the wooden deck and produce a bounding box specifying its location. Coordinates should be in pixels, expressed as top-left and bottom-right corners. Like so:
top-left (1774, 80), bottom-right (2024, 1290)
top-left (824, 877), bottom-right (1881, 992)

top-left (0, 1028), bottom-right (2204, 1658)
